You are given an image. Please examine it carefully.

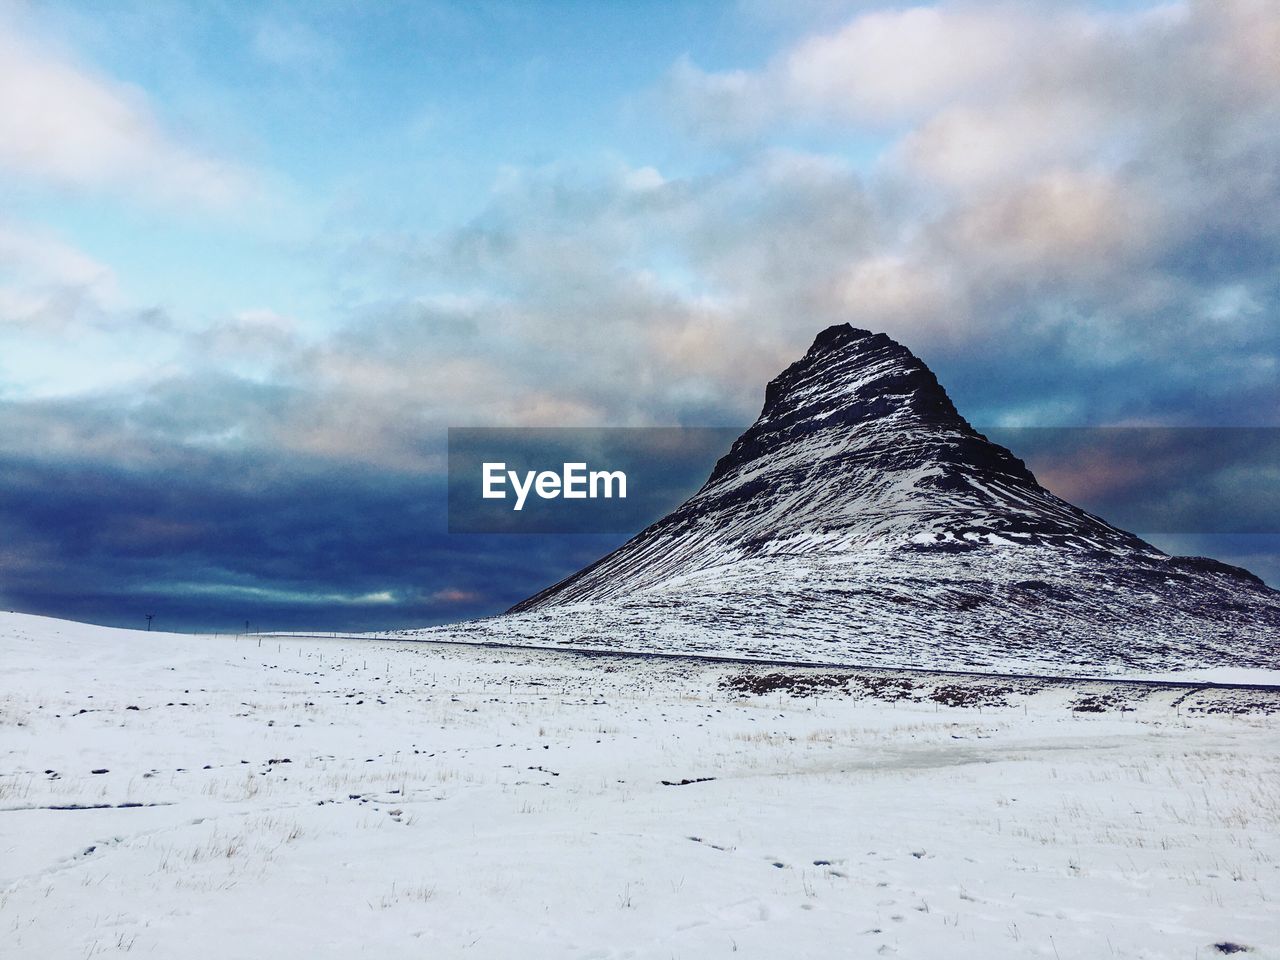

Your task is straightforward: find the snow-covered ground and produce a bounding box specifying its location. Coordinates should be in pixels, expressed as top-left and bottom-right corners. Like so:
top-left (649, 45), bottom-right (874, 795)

top-left (2, 611), bottom-right (1277, 959)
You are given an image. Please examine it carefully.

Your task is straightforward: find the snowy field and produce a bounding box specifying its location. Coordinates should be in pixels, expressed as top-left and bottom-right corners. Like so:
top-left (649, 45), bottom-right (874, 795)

top-left (2, 612), bottom-right (1277, 959)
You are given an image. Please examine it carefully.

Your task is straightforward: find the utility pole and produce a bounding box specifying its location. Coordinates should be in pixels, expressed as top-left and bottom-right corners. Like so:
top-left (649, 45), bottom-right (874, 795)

top-left (145, 614), bottom-right (154, 631)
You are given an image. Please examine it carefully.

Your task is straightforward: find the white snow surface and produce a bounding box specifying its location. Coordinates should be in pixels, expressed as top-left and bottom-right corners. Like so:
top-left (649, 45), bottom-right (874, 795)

top-left (1103, 667), bottom-right (1280, 687)
top-left (3, 611), bottom-right (1278, 959)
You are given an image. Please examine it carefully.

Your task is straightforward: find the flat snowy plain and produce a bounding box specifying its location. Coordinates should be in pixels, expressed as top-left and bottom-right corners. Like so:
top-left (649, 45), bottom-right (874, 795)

top-left (2, 612), bottom-right (1277, 959)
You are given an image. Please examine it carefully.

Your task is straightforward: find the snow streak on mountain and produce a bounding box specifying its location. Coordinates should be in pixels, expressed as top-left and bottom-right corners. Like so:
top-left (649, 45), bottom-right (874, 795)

top-left (415, 325), bottom-right (1280, 675)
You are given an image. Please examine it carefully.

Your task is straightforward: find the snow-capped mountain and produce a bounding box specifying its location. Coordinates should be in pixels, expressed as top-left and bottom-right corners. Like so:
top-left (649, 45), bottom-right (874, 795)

top-left (421, 325), bottom-right (1279, 675)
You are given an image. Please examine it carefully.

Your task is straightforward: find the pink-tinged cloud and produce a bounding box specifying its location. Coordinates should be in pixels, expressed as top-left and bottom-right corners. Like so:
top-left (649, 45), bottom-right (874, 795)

top-left (431, 588), bottom-right (484, 604)
top-left (1036, 452), bottom-right (1160, 504)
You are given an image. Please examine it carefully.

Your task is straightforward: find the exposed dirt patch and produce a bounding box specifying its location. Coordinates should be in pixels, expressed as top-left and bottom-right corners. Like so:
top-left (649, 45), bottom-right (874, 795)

top-left (929, 684), bottom-right (1012, 709)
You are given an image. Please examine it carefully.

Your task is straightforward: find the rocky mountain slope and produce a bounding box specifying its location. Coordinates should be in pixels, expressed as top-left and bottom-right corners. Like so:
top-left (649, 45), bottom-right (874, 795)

top-left (415, 325), bottom-right (1280, 675)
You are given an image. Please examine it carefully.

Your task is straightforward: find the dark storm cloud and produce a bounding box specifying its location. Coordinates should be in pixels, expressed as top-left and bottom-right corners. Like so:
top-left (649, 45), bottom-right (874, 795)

top-left (0, 374), bottom-right (639, 631)
top-left (987, 428), bottom-right (1280, 535)
top-left (4, 389), bottom-right (1278, 636)
top-left (0, 437), bottom-right (627, 632)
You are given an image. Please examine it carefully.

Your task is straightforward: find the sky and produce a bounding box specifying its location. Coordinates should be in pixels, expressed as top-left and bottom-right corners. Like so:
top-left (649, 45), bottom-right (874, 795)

top-left (0, 0), bottom-right (1277, 631)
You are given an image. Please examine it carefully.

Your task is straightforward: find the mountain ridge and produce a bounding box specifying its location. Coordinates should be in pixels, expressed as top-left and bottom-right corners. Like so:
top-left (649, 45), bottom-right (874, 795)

top-left (434, 324), bottom-right (1277, 676)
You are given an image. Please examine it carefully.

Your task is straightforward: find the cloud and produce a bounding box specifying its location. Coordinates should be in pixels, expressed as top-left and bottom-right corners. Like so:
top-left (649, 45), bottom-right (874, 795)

top-left (431, 588), bottom-right (483, 604)
top-left (336, 150), bottom-right (879, 427)
top-left (0, 20), bottom-right (254, 209)
top-left (6, 2), bottom-right (1276, 460)
top-left (671, 1), bottom-right (1280, 210)
top-left (0, 436), bottom-right (625, 631)
top-left (779, 4), bottom-right (1031, 122)
top-left (0, 221), bottom-right (118, 331)
top-left (666, 4), bottom-right (1039, 139)
top-left (659, 1), bottom-right (1280, 415)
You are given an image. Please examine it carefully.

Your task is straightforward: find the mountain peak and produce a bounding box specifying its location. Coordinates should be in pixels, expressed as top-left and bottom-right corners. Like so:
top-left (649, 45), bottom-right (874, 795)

top-left (736, 326), bottom-right (1038, 496)
top-left (762, 324), bottom-right (956, 426)
top-left (806, 323), bottom-right (876, 355)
